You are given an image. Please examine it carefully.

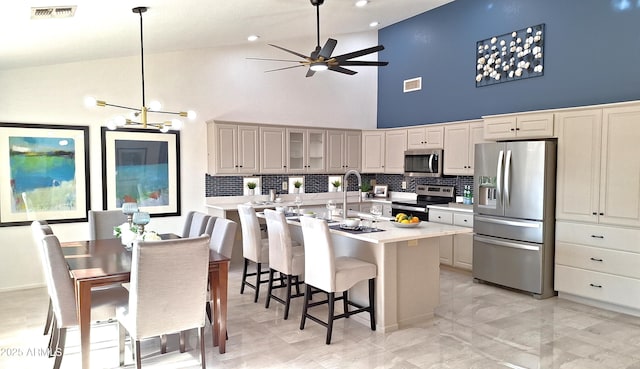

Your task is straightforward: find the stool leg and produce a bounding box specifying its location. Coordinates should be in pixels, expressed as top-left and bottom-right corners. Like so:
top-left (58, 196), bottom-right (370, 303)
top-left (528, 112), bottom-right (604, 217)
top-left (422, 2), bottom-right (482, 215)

top-left (369, 278), bottom-right (376, 331)
top-left (326, 292), bottom-right (335, 345)
top-left (240, 258), bottom-right (249, 294)
top-left (284, 274), bottom-right (292, 320)
top-left (300, 285), bottom-right (311, 330)
top-left (265, 269), bottom-right (275, 308)
top-left (343, 291), bottom-right (349, 318)
top-left (254, 262), bottom-right (262, 303)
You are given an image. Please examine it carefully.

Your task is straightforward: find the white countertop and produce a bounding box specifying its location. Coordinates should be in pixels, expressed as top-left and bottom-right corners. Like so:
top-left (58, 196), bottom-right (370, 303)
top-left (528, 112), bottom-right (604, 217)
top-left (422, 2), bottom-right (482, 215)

top-left (427, 203), bottom-right (473, 213)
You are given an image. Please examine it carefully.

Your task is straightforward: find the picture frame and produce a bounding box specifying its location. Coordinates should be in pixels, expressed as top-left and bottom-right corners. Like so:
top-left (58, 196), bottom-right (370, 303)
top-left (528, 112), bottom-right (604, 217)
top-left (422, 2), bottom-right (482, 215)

top-left (373, 184), bottom-right (388, 198)
top-left (0, 122), bottom-right (90, 226)
top-left (101, 127), bottom-right (180, 217)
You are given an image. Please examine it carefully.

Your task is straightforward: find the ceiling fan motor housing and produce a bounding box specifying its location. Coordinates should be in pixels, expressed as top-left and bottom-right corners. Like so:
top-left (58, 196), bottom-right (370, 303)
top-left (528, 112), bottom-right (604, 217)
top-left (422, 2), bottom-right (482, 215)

top-left (310, 0), bottom-right (324, 6)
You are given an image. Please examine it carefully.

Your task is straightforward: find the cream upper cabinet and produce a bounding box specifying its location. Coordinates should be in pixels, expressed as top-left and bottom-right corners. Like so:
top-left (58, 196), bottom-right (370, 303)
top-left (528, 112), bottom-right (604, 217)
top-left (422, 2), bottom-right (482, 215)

top-left (407, 125), bottom-right (444, 149)
top-left (384, 129), bottom-right (408, 174)
top-left (259, 126), bottom-right (287, 174)
top-left (286, 128), bottom-right (325, 174)
top-left (483, 112), bottom-right (554, 140)
top-left (361, 130), bottom-right (385, 173)
top-left (327, 130), bottom-right (361, 173)
top-left (208, 122), bottom-right (259, 175)
top-left (443, 120), bottom-right (486, 175)
top-left (556, 105), bottom-right (640, 227)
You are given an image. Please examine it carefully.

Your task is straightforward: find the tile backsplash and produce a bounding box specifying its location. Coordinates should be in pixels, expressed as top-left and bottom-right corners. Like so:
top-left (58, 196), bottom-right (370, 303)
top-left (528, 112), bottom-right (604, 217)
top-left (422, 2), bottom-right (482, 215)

top-left (205, 173), bottom-right (474, 198)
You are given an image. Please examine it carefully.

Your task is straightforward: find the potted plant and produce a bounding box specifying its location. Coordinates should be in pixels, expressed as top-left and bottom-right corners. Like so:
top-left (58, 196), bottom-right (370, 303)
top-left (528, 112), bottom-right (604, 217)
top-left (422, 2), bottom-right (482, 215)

top-left (331, 180), bottom-right (341, 192)
top-left (293, 180), bottom-right (303, 193)
top-left (360, 182), bottom-right (372, 198)
top-left (246, 181), bottom-right (257, 195)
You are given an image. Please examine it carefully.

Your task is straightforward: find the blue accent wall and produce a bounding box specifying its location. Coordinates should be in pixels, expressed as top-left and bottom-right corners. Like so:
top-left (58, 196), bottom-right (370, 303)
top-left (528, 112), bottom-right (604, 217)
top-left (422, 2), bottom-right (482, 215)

top-left (377, 0), bottom-right (640, 128)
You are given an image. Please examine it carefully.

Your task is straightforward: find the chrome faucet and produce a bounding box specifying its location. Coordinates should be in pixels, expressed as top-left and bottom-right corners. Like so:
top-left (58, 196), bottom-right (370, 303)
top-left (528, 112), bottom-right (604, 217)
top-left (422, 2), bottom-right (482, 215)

top-left (342, 169), bottom-right (362, 220)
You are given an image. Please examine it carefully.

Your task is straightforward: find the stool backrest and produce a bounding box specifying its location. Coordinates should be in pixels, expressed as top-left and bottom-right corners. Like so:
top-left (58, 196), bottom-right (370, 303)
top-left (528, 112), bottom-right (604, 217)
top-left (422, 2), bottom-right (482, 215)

top-left (237, 205), bottom-right (264, 262)
top-left (299, 217), bottom-right (336, 292)
top-left (264, 209), bottom-right (294, 274)
top-left (208, 218), bottom-right (237, 259)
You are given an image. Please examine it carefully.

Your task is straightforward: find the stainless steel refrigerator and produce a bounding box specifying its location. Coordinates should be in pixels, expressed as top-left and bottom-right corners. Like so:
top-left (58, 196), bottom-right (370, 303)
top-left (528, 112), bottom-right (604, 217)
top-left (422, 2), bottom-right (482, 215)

top-left (472, 140), bottom-right (556, 299)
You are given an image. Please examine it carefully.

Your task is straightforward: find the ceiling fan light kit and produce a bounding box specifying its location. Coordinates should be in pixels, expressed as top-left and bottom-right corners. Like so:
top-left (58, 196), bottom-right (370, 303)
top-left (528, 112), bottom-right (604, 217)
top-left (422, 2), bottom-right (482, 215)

top-left (85, 6), bottom-right (196, 131)
top-left (250, 0), bottom-right (388, 77)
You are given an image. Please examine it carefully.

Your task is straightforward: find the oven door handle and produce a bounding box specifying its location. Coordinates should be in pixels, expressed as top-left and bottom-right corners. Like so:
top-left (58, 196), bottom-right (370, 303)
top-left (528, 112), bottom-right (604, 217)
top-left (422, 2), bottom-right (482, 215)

top-left (392, 204), bottom-right (426, 213)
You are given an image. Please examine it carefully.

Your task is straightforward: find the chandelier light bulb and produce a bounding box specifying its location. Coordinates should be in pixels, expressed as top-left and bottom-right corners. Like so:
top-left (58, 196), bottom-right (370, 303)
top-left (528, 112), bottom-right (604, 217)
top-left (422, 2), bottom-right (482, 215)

top-left (106, 119), bottom-right (117, 130)
top-left (160, 125), bottom-right (170, 133)
top-left (187, 110), bottom-right (197, 120)
top-left (171, 119), bottom-right (183, 130)
top-left (84, 96), bottom-right (97, 108)
top-left (149, 100), bottom-right (162, 111)
top-left (114, 115), bottom-right (127, 127)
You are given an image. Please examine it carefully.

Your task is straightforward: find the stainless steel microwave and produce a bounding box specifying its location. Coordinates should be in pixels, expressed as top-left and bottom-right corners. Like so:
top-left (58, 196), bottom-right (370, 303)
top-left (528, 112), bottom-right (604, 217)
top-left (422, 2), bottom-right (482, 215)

top-left (404, 149), bottom-right (443, 177)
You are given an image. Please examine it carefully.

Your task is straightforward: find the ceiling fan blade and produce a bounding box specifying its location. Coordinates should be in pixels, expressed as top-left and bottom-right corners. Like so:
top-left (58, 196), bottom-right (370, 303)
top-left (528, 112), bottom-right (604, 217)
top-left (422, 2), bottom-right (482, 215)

top-left (310, 46), bottom-right (321, 60)
top-left (247, 57), bottom-right (304, 63)
top-left (333, 45), bottom-right (385, 61)
top-left (338, 61), bottom-right (389, 67)
top-left (268, 44), bottom-right (310, 60)
top-left (319, 38), bottom-right (337, 59)
top-left (264, 65), bottom-right (306, 73)
top-left (306, 69), bottom-right (316, 78)
top-left (328, 65), bottom-right (358, 75)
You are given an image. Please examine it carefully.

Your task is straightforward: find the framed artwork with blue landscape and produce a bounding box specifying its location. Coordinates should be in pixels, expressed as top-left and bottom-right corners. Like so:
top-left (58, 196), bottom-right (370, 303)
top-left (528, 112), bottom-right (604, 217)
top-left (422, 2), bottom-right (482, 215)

top-left (0, 123), bottom-right (90, 226)
top-left (101, 127), bottom-right (180, 217)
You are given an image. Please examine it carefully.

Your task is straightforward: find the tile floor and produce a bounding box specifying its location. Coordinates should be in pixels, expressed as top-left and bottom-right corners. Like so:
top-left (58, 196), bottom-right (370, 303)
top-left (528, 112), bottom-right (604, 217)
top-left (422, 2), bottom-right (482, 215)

top-left (2, 266), bottom-right (640, 368)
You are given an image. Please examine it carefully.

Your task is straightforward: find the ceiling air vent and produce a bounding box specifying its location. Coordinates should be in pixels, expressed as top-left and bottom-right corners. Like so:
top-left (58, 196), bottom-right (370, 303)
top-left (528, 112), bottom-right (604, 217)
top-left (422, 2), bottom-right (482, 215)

top-left (31, 6), bottom-right (77, 19)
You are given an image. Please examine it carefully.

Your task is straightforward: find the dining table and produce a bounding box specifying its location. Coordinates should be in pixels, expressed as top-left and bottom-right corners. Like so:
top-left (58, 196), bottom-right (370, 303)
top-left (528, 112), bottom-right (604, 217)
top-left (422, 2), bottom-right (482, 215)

top-left (61, 234), bottom-right (230, 369)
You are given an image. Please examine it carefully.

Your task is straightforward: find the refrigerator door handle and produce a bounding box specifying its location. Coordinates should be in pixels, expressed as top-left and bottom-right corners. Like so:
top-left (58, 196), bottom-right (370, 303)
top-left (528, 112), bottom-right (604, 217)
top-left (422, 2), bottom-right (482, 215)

top-left (474, 235), bottom-right (540, 251)
top-left (475, 215), bottom-right (542, 229)
top-left (496, 150), bottom-right (504, 201)
top-left (504, 150), bottom-right (512, 207)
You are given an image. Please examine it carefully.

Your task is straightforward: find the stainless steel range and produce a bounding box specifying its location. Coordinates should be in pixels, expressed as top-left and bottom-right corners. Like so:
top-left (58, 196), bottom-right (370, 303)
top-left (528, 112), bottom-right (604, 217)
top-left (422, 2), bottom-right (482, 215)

top-left (390, 185), bottom-right (455, 220)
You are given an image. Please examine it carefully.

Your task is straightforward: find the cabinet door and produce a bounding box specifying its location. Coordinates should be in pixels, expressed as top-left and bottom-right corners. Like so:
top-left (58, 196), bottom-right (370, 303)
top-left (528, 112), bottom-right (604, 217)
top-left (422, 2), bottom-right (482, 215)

top-left (468, 121), bottom-right (487, 173)
top-left (237, 125), bottom-right (259, 174)
top-left (407, 126), bottom-right (444, 149)
top-left (407, 127), bottom-right (426, 150)
top-left (361, 131), bottom-right (385, 173)
top-left (439, 235), bottom-right (453, 265)
top-left (327, 130), bottom-right (346, 173)
top-left (555, 109), bottom-right (602, 222)
top-left (600, 106), bottom-right (640, 227)
top-left (344, 131), bottom-right (362, 171)
top-left (453, 233), bottom-right (473, 270)
top-left (424, 126), bottom-right (444, 148)
top-left (286, 128), bottom-right (306, 173)
top-left (384, 130), bottom-right (407, 173)
top-left (306, 129), bottom-right (326, 173)
top-left (443, 123), bottom-right (470, 175)
top-left (214, 124), bottom-right (238, 174)
top-left (516, 113), bottom-right (554, 138)
top-left (260, 127), bottom-right (286, 174)
top-left (483, 116), bottom-right (516, 140)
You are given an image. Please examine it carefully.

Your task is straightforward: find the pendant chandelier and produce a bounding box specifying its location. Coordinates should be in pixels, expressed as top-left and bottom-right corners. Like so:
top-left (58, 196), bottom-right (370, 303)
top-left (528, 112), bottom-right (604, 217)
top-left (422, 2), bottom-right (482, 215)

top-left (85, 6), bottom-right (196, 132)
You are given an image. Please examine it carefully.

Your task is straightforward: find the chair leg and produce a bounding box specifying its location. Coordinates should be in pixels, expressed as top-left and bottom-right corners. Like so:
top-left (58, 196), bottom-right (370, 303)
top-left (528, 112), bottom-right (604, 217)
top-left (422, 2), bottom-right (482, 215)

top-left (206, 301), bottom-right (212, 324)
top-left (294, 275), bottom-right (301, 296)
top-left (199, 326), bottom-right (206, 369)
top-left (265, 269), bottom-right (275, 309)
top-left (240, 258), bottom-right (249, 294)
top-left (44, 298), bottom-right (53, 335)
top-left (179, 331), bottom-right (186, 353)
top-left (369, 278), bottom-right (376, 331)
top-left (48, 318), bottom-right (58, 357)
top-left (52, 328), bottom-right (66, 369)
top-left (343, 290), bottom-right (349, 318)
top-left (326, 292), bottom-right (335, 345)
top-left (300, 285), bottom-right (311, 330)
top-left (284, 275), bottom-right (293, 320)
top-left (118, 322), bottom-right (126, 366)
top-left (135, 340), bottom-right (142, 369)
top-left (254, 262), bottom-right (263, 303)
top-left (160, 334), bottom-right (167, 354)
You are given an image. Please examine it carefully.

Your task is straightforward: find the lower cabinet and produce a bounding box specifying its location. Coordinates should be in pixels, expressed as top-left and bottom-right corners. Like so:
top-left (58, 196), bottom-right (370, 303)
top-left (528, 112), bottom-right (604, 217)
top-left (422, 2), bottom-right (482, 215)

top-left (429, 208), bottom-right (474, 271)
top-left (555, 221), bottom-right (640, 312)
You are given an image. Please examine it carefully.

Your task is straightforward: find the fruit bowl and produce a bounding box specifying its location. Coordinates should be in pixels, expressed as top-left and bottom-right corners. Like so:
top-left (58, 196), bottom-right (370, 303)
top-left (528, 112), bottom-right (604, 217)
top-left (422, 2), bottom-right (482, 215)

top-left (391, 220), bottom-right (421, 228)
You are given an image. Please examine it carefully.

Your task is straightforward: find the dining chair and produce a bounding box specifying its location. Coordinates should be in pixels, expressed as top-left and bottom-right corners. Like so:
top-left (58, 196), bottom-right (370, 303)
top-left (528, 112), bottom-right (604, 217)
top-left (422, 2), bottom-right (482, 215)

top-left (31, 221), bottom-right (54, 336)
top-left (117, 235), bottom-right (210, 369)
top-left (298, 216), bottom-right (377, 344)
top-left (204, 217), bottom-right (237, 325)
top-left (237, 204), bottom-right (270, 303)
top-left (181, 211), bottom-right (212, 238)
top-left (88, 209), bottom-right (128, 240)
top-left (263, 209), bottom-right (305, 320)
top-left (41, 234), bottom-right (128, 369)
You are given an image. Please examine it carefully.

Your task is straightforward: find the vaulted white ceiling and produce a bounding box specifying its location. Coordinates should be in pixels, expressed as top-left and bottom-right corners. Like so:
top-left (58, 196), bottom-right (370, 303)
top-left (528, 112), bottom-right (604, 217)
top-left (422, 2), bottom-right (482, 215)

top-left (0, 0), bottom-right (453, 71)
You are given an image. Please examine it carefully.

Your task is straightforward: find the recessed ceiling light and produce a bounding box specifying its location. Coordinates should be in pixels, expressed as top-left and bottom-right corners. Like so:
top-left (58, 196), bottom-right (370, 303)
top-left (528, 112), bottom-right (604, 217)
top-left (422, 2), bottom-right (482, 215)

top-left (369, 21), bottom-right (380, 28)
top-left (355, 0), bottom-right (369, 8)
top-left (247, 35), bottom-right (260, 42)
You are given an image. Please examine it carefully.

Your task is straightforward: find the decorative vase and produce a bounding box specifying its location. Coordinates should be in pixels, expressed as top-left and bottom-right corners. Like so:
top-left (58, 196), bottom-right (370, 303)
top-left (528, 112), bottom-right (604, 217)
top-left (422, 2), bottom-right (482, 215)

top-left (293, 187), bottom-right (299, 194)
top-left (248, 188), bottom-right (255, 196)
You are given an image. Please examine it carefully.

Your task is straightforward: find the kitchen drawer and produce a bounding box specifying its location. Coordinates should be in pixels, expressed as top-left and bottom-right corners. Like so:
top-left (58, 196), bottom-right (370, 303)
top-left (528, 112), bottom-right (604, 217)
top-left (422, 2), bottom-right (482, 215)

top-left (556, 221), bottom-right (640, 252)
top-left (453, 213), bottom-right (473, 228)
top-left (555, 265), bottom-right (640, 310)
top-left (556, 242), bottom-right (640, 279)
top-left (429, 210), bottom-right (453, 224)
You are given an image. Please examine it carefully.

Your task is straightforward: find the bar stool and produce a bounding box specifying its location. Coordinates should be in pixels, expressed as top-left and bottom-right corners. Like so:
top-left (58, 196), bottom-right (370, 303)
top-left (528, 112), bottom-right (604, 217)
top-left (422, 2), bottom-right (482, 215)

top-left (263, 209), bottom-right (305, 320)
top-left (237, 204), bottom-right (270, 302)
top-left (298, 216), bottom-right (377, 344)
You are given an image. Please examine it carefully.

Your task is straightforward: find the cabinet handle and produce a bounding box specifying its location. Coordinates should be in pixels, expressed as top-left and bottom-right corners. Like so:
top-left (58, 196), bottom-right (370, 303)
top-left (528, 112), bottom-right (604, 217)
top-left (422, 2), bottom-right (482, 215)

top-left (510, 128), bottom-right (515, 131)
top-left (589, 283), bottom-right (602, 288)
top-left (590, 235), bottom-right (604, 239)
top-left (599, 212), bottom-right (604, 216)
top-left (592, 212), bottom-right (597, 215)
top-left (515, 128), bottom-right (520, 131)
top-left (589, 257), bottom-right (603, 262)
top-left (463, 219), bottom-right (468, 222)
